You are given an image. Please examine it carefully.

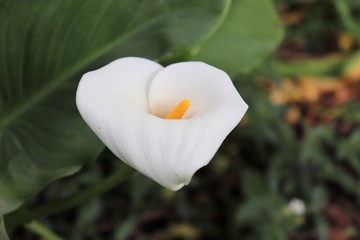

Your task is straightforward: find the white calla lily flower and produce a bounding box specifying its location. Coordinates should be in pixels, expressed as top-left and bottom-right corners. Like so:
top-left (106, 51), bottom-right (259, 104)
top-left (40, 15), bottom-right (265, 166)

top-left (76, 57), bottom-right (248, 190)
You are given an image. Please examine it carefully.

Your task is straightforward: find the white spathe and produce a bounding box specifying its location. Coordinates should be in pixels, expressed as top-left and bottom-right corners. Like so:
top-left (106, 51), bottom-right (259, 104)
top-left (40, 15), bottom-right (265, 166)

top-left (76, 57), bottom-right (248, 190)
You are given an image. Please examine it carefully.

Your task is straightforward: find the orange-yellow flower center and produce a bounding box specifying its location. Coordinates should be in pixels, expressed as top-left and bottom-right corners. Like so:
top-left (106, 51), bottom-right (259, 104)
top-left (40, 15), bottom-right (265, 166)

top-left (165, 99), bottom-right (190, 119)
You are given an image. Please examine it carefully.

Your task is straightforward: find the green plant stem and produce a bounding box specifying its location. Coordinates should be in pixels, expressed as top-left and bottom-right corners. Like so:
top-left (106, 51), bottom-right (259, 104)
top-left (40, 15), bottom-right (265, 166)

top-left (334, 0), bottom-right (360, 44)
top-left (25, 221), bottom-right (64, 240)
top-left (5, 165), bottom-right (134, 231)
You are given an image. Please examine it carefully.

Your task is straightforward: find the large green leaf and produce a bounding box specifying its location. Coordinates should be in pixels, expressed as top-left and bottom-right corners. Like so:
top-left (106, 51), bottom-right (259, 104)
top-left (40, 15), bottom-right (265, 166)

top-left (0, 0), bottom-right (229, 215)
top-left (193, 0), bottom-right (284, 76)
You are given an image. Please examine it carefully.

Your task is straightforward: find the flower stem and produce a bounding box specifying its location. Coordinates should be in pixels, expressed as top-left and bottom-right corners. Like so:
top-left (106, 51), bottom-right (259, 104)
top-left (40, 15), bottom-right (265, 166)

top-left (5, 165), bottom-right (134, 231)
top-left (25, 221), bottom-right (64, 240)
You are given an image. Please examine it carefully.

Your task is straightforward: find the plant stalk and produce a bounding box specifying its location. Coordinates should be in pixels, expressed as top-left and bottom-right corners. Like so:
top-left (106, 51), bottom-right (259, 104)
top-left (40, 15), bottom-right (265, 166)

top-left (25, 221), bottom-right (64, 240)
top-left (5, 166), bottom-right (134, 231)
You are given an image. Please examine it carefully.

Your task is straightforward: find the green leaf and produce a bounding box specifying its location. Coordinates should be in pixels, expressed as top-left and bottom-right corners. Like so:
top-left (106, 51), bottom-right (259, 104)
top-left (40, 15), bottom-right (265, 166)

top-left (193, 0), bottom-right (284, 76)
top-left (0, 0), bottom-right (228, 215)
top-left (0, 216), bottom-right (8, 240)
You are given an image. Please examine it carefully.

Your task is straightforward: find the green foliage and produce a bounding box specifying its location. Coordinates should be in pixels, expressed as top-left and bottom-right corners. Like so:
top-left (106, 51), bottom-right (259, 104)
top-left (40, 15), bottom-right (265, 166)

top-left (194, 0), bottom-right (284, 76)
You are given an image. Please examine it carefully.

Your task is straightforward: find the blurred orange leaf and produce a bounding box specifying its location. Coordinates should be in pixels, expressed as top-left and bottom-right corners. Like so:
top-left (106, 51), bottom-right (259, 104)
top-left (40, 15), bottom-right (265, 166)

top-left (266, 65), bottom-right (360, 127)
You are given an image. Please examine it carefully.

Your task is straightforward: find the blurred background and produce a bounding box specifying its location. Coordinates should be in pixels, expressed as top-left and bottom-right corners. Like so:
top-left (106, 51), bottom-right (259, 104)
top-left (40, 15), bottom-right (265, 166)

top-left (6, 0), bottom-right (360, 239)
